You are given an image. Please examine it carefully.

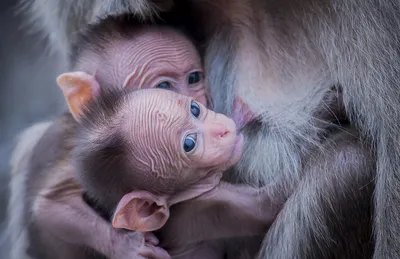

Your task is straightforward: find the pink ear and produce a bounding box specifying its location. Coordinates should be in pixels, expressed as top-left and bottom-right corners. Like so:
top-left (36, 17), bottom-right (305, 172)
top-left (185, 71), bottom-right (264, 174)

top-left (56, 71), bottom-right (100, 121)
top-left (112, 191), bottom-right (170, 232)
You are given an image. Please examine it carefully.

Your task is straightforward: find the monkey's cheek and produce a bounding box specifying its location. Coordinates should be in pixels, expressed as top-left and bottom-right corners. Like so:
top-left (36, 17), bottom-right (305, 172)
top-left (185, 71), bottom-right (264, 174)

top-left (227, 133), bottom-right (245, 166)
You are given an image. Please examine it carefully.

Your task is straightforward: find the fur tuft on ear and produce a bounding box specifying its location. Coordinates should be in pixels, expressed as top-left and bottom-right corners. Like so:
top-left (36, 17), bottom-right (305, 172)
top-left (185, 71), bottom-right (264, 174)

top-left (57, 71), bottom-right (100, 121)
top-left (112, 191), bottom-right (170, 232)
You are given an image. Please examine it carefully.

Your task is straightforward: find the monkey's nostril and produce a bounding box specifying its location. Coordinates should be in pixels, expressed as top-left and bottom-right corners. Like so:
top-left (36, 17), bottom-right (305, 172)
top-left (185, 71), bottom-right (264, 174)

top-left (220, 130), bottom-right (229, 138)
top-left (211, 124), bottom-right (230, 138)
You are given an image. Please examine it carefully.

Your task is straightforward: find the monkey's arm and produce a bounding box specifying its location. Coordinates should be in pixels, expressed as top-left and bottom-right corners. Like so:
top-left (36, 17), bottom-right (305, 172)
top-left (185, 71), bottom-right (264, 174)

top-left (33, 178), bottom-right (170, 259)
top-left (158, 181), bottom-right (282, 248)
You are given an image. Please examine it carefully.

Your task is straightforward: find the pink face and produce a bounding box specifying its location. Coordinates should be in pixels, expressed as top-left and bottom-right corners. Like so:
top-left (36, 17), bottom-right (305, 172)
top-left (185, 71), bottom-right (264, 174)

top-left (121, 89), bottom-right (244, 189)
top-left (80, 26), bottom-right (208, 107)
top-left (108, 89), bottom-right (244, 234)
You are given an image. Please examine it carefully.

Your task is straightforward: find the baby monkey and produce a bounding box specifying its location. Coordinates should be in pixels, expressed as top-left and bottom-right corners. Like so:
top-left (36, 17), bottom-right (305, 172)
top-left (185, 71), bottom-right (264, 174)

top-left (26, 72), bottom-right (279, 259)
top-left (19, 25), bottom-right (208, 259)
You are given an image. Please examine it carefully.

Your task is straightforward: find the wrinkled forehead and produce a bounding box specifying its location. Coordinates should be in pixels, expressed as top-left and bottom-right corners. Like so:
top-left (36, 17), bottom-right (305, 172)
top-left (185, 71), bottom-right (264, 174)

top-left (126, 27), bottom-right (200, 56)
top-left (125, 90), bottom-right (192, 131)
top-left (100, 28), bottom-right (201, 85)
top-left (119, 90), bottom-right (192, 167)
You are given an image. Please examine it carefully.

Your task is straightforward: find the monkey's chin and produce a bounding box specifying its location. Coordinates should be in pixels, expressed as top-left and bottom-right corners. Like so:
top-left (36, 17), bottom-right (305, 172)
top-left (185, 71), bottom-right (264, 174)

top-left (225, 133), bottom-right (245, 167)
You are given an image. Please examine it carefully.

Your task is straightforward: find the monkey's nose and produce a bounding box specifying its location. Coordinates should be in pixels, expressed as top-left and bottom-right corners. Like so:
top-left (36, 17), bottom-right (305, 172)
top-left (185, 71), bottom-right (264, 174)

top-left (210, 123), bottom-right (230, 138)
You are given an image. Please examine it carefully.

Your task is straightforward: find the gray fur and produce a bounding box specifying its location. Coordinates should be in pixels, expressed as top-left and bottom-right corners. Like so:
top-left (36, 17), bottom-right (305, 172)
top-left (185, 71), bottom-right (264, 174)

top-left (204, 1), bottom-right (398, 258)
top-left (16, 0), bottom-right (400, 258)
top-left (18, 0), bottom-right (171, 63)
top-left (6, 122), bottom-right (52, 259)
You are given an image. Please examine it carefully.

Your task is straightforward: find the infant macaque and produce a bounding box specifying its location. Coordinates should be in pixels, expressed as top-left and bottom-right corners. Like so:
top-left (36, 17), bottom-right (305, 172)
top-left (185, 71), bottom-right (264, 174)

top-left (59, 72), bottom-right (279, 258)
top-left (22, 25), bottom-right (210, 259)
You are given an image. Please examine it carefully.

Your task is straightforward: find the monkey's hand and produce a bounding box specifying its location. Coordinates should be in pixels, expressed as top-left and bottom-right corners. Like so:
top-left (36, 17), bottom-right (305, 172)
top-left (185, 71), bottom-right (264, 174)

top-left (110, 230), bottom-right (171, 259)
top-left (159, 181), bottom-right (283, 251)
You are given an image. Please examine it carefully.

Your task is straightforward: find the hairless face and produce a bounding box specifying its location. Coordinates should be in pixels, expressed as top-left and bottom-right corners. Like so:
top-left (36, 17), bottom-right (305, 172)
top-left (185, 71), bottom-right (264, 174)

top-left (57, 72), bottom-right (244, 231)
top-left (77, 26), bottom-right (208, 106)
top-left (120, 89), bottom-right (242, 190)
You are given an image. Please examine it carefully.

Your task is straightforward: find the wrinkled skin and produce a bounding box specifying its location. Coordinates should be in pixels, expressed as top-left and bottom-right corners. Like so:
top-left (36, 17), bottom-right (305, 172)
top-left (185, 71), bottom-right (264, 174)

top-left (74, 87), bottom-right (245, 198)
top-left (70, 85), bottom-right (280, 259)
top-left (77, 26), bottom-right (208, 106)
top-left (119, 89), bottom-right (242, 182)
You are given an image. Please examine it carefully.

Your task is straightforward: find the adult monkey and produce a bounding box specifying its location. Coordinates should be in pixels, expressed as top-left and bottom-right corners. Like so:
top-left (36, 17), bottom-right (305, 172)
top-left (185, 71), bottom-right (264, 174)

top-left (15, 0), bottom-right (400, 258)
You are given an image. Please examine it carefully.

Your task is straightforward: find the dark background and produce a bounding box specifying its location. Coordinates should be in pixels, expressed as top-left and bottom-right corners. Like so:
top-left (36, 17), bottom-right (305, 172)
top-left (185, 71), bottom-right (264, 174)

top-left (0, 0), bottom-right (67, 257)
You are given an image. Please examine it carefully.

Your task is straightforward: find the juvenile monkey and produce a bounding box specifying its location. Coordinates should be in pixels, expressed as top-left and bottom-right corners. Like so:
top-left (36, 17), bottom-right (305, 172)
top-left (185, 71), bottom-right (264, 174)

top-left (26, 72), bottom-right (279, 259)
top-left (9, 25), bottom-right (213, 259)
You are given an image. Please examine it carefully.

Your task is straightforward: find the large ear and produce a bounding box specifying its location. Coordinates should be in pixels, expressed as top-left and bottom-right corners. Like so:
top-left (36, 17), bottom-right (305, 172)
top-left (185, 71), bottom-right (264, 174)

top-left (112, 191), bottom-right (169, 232)
top-left (56, 72), bottom-right (100, 121)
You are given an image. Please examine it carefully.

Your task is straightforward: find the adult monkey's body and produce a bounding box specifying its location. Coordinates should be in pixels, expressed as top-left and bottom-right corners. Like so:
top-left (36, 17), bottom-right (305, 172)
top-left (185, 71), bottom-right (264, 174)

top-left (15, 0), bottom-right (400, 258)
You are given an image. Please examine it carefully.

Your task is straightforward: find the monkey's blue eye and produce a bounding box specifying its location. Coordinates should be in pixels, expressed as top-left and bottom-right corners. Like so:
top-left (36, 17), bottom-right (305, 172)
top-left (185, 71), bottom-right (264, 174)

top-left (190, 100), bottom-right (200, 118)
top-left (156, 81), bottom-right (171, 89)
top-left (188, 71), bottom-right (201, 85)
top-left (184, 133), bottom-right (197, 153)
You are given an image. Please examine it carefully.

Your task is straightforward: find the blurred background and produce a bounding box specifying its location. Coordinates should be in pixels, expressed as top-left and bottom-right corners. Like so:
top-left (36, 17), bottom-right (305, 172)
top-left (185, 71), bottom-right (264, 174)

top-left (0, 0), bottom-right (67, 256)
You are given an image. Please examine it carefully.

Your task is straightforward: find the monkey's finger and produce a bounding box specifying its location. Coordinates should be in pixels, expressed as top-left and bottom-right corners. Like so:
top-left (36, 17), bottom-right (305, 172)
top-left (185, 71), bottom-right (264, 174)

top-left (144, 232), bottom-right (160, 245)
top-left (139, 244), bottom-right (171, 259)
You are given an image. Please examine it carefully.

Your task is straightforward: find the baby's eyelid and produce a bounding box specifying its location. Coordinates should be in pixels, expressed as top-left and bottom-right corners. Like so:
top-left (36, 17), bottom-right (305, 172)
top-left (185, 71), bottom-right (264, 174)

top-left (198, 104), bottom-right (207, 121)
top-left (152, 76), bottom-right (178, 86)
top-left (187, 68), bottom-right (203, 73)
top-left (187, 70), bottom-right (203, 78)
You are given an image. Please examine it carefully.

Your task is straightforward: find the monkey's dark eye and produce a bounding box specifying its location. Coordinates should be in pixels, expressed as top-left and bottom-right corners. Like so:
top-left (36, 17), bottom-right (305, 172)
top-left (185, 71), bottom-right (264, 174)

top-left (156, 81), bottom-right (171, 89)
top-left (190, 100), bottom-right (200, 118)
top-left (184, 133), bottom-right (197, 153)
top-left (188, 72), bottom-right (201, 85)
